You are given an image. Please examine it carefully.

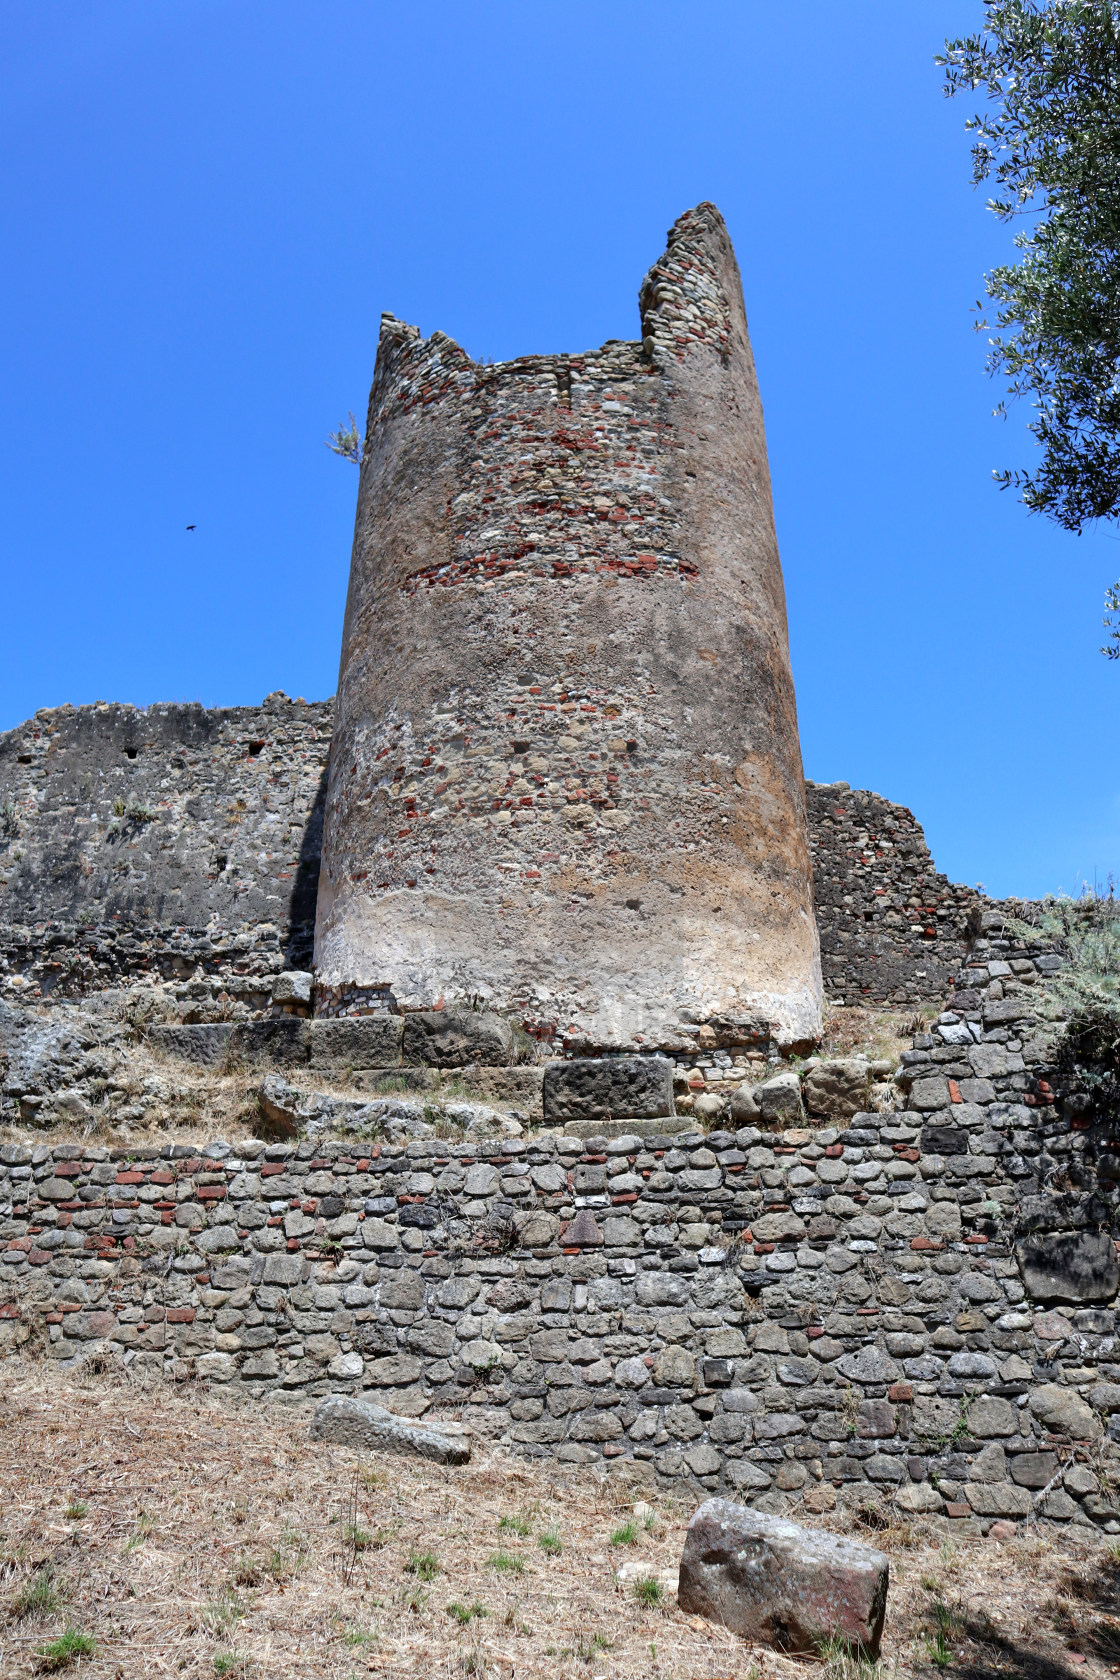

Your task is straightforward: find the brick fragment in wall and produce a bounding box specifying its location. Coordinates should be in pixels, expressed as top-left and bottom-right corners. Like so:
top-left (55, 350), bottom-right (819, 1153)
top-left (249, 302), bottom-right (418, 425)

top-left (4, 994), bottom-right (1120, 1533)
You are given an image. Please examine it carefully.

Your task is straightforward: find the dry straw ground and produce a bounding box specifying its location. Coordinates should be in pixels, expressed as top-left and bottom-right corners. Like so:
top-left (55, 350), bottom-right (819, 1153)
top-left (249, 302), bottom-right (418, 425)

top-left (2, 1362), bottom-right (1120, 1680)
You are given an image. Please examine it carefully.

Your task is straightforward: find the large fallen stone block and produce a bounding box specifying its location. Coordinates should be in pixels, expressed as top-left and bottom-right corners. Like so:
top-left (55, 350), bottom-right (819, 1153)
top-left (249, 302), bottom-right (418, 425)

top-left (229, 1018), bottom-right (310, 1068)
top-left (148, 1023), bottom-right (233, 1069)
top-left (802, 1058), bottom-right (870, 1119)
top-left (402, 1009), bottom-right (513, 1067)
top-left (543, 1055), bottom-right (674, 1123)
top-left (1016, 1229), bottom-right (1119, 1304)
top-left (309, 1014), bottom-right (404, 1070)
top-left (309, 1394), bottom-right (471, 1464)
top-left (753, 1069), bottom-right (804, 1123)
top-left (677, 1499), bottom-right (888, 1655)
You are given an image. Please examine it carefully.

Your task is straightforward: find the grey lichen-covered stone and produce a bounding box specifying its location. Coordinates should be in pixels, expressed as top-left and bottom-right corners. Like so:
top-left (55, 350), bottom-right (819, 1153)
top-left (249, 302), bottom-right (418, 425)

top-left (1016, 1230), bottom-right (1120, 1304)
top-left (802, 1059), bottom-right (870, 1119)
top-left (309, 1394), bottom-right (471, 1464)
top-left (309, 1013), bottom-right (404, 1070)
top-left (754, 1070), bottom-right (804, 1123)
top-left (542, 1055), bottom-right (674, 1123)
top-left (1028, 1383), bottom-right (1102, 1441)
top-left (257, 1074), bottom-right (301, 1139)
top-left (229, 1018), bottom-right (310, 1068)
top-left (402, 1010), bottom-right (513, 1068)
top-left (895, 1483), bottom-right (943, 1514)
top-left (909, 1077), bottom-right (951, 1111)
top-left (965, 1397), bottom-right (1018, 1438)
top-left (678, 1500), bottom-right (888, 1654)
top-left (148, 1022), bottom-right (233, 1069)
top-left (272, 970), bottom-right (314, 1006)
top-left (963, 1480), bottom-right (1032, 1517)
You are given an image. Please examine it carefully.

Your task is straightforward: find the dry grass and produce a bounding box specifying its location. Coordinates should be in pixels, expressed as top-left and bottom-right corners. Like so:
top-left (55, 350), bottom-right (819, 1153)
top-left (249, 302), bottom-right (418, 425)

top-left (818, 1006), bottom-right (939, 1067)
top-left (2, 1362), bottom-right (1119, 1680)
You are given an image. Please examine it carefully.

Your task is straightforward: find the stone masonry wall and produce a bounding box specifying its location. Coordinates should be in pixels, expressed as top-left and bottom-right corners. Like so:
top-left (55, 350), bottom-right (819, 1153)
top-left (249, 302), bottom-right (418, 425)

top-left (0, 694), bottom-right (331, 1004)
top-left (316, 203), bottom-right (822, 1051)
top-left (4, 933), bottom-right (1120, 1537)
top-left (806, 781), bottom-right (978, 1008)
top-left (3, 700), bottom-right (977, 1015)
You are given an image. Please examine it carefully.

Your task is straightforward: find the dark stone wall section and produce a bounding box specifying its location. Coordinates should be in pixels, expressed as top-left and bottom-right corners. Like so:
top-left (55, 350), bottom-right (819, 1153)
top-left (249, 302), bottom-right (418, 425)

top-left (806, 782), bottom-right (980, 1008)
top-left (2, 701), bottom-right (1010, 1014)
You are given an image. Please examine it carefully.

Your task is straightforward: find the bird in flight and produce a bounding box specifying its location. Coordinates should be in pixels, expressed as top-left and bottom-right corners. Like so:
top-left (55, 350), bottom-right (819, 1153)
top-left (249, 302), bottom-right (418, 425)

top-left (186, 524), bottom-right (196, 531)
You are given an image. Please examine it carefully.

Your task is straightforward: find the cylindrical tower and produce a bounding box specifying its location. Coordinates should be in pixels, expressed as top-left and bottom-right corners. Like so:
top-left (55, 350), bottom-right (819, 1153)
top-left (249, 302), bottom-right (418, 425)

top-left (315, 203), bottom-right (822, 1051)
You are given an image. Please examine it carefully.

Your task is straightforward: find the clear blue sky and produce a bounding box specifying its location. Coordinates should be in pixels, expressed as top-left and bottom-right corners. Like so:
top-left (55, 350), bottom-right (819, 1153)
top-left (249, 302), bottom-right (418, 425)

top-left (2, 2), bottom-right (1117, 900)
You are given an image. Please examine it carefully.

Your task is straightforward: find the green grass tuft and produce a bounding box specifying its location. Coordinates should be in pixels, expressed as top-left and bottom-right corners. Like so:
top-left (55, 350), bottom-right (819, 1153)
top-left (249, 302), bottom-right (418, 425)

top-left (487, 1549), bottom-right (524, 1575)
top-left (634, 1576), bottom-right (663, 1609)
top-left (11, 1567), bottom-right (60, 1621)
top-left (34, 1628), bottom-right (96, 1671)
top-left (447, 1601), bottom-right (488, 1625)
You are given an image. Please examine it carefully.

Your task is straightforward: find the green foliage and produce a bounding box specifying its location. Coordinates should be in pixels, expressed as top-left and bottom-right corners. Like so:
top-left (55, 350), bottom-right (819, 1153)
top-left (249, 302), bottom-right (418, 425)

top-left (34, 1628), bottom-right (96, 1671)
top-left (446, 1600), bottom-right (488, 1625)
top-left (1012, 890), bottom-right (1120, 1047)
top-left (326, 412), bottom-right (363, 465)
top-left (64, 1502), bottom-right (87, 1521)
top-left (610, 1520), bottom-right (638, 1546)
top-left (11, 1566), bottom-right (60, 1620)
top-left (940, 3), bottom-right (1120, 537)
top-left (405, 1549), bottom-right (439, 1581)
top-left (212, 1656), bottom-right (249, 1678)
top-left (1103, 580), bottom-right (1120, 657)
top-left (497, 1513), bottom-right (532, 1538)
top-left (487, 1549), bottom-right (524, 1575)
top-left (633, 1576), bottom-right (663, 1608)
top-left (537, 1525), bottom-right (562, 1556)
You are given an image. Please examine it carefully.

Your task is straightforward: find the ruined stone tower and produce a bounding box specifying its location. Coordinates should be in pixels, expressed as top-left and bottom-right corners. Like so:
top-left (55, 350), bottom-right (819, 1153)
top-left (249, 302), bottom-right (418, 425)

top-left (315, 203), bottom-right (822, 1050)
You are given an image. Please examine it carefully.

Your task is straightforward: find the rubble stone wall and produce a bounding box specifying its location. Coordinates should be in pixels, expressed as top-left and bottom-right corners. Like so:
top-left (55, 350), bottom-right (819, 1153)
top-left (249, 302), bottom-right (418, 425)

top-left (316, 202), bottom-right (822, 1051)
top-left (4, 938), bottom-right (1120, 1537)
top-left (806, 781), bottom-right (978, 1009)
top-left (3, 699), bottom-right (978, 1015)
top-left (0, 693), bottom-right (331, 1001)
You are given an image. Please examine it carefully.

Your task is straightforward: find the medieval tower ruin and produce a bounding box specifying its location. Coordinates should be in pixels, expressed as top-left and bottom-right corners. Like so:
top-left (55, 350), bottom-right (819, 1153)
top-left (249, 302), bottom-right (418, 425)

top-left (314, 203), bottom-right (822, 1051)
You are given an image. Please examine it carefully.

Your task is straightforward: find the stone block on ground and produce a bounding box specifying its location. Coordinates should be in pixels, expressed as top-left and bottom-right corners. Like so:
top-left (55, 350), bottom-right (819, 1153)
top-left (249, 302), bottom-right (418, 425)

top-left (754, 1069), bottom-right (804, 1124)
top-left (309, 1014), bottom-right (404, 1070)
top-left (442, 1064), bottom-right (544, 1116)
top-left (678, 1499), bottom-right (888, 1655)
top-left (257, 1073), bottom-right (301, 1138)
top-left (543, 1055), bottom-right (674, 1123)
top-left (402, 1009), bottom-right (513, 1068)
top-left (803, 1059), bottom-right (871, 1119)
top-left (272, 970), bottom-right (314, 1008)
top-left (309, 1394), bottom-right (471, 1464)
top-left (228, 1018), bottom-right (310, 1069)
top-left (551, 1114), bottom-right (686, 1141)
top-left (148, 1023), bottom-right (233, 1069)
top-left (1015, 1230), bottom-right (1120, 1304)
